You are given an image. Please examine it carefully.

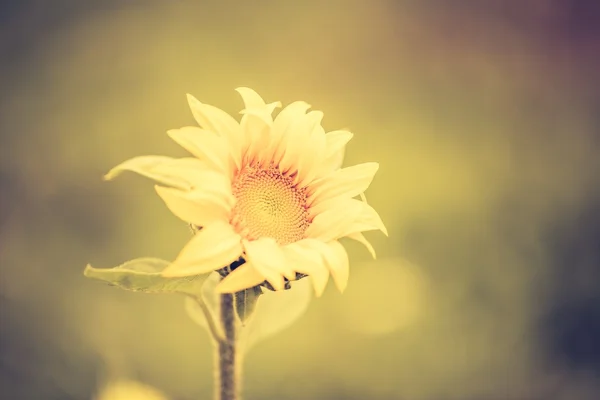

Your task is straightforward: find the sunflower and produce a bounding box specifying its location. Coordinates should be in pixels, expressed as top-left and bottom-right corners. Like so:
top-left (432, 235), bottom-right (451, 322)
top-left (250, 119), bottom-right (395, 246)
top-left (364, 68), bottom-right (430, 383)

top-left (105, 88), bottom-right (387, 296)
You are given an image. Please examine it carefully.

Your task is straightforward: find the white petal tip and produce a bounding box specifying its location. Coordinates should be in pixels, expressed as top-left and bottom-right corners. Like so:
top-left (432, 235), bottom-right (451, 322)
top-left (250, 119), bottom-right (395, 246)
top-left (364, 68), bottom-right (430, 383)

top-left (82, 264), bottom-right (94, 276)
top-left (312, 281), bottom-right (327, 298)
top-left (103, 170), bottom-right (118, 181)
top-left (334, 275), bottom-right (349, 294)
top-left (233, 87), bottom-right (250, 94)
top-left (153, 184), bottom-right (165, 195)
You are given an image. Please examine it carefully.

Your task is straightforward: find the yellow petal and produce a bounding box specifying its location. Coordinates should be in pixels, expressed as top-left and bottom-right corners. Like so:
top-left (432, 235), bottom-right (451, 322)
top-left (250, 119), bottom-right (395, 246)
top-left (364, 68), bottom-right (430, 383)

top-left (271, 101), bottom-right (312, 165)
top-left (240, 112), bottom-right (272, 165)
top-left (307, 198), bottom-right (387, 241)
top-left (154, 185), bottom-right (233, 227)
top-left (278, 112), bottom-right (312, 176)
top-left (104, 156), bottom-right (207, 190)
top-left (163, 221), bottom-right (243, 277)
top-left (242, 238), bottom-right (290, 290)
top-left (295, 111), bottom-right (326, 187)
top-left (235, 87), bottom-right (268, 109)
top-left (187, 93), bottom-right (240, 135)
top-left (327, 240), bottom-right (350, 293)
top-left (346, 232), bottom-right (377, 259)
top-left (284, 242), bottom-right (329, 297)
top-left (215, 263), bottom-right (265, 293)
top-left (306, 199), bottom-right (362, 241)
top-left (324, 130), bottom-right (353, 159)
top-left (240, 107), bottom-right (276, 127)
top-left (322, 148), bottom-right (346, 175)
top-left (240, 110), bottom-right (281, 165)
top-left (346, 201), bottom-right (388, 237)
top-left (167, 127), bottom-right (229, 173)
top-left (309, 162), bottom-right (379, 205)
top-left (308, 196), bottom-right (340, 219)
top-left (317, 130), bottom-right (353, 175)
top-left (159, 165), bottom-right (231, 196)
top-left (294, 239), bottom-right (350, 293)
top-left (187, 93), bottom-right (243, 170)
top-left (235, 88), bottom-right (280, 164)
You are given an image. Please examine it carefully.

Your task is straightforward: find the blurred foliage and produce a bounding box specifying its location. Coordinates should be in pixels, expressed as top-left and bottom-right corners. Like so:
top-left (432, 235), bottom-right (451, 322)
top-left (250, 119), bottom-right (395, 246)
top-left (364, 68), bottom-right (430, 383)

top-left (1, 0), bottom-right (599, 399)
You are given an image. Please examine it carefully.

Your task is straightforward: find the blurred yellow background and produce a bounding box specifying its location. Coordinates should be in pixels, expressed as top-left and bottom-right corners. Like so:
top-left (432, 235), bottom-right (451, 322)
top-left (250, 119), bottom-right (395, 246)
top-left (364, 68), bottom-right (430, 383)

top-left (1, 1), bottom-right (599, 399)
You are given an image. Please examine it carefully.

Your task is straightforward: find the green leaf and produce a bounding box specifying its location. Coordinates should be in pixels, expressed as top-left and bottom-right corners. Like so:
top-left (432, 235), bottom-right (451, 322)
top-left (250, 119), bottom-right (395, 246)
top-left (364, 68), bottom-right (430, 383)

top-left (84, 257), bottom-right (208, 295)
top-left (234, 286), bottom-right (263, 324)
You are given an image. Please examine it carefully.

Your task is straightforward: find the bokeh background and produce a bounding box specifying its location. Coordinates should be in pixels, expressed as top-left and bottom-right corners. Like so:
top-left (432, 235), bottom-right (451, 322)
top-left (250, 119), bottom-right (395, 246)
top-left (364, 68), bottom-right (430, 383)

top-left (1, 0), bottom-right (599, 399)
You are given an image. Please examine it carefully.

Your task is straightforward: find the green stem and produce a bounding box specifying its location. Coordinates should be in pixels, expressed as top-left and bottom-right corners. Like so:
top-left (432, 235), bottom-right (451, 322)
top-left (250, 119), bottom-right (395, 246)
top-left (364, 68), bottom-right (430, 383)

top-left (215, 291), bottom-right (240, 400)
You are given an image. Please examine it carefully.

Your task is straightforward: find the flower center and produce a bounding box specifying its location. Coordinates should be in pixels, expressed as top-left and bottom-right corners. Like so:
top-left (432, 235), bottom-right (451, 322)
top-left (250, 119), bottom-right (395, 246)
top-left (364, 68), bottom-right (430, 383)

top-left (230, 164), bottom-right (310, 245)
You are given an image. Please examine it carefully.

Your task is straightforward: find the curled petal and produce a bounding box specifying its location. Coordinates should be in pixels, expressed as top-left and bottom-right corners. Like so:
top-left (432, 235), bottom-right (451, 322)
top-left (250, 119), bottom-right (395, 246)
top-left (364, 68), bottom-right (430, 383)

top-left (104, 156), bottom-right (207, 190)
top-left (284, 242), bottom-right (329, 297)
top-left (215, 263), bottom-right (265, 293)
top-left (294, 239), bottom-right (349, 293)
top-left (242, 238), bottom-right (290, 290)
top-left (163, 221), bottom-right (243, 277)
top-left (156, 165), bottom-right (232, 195)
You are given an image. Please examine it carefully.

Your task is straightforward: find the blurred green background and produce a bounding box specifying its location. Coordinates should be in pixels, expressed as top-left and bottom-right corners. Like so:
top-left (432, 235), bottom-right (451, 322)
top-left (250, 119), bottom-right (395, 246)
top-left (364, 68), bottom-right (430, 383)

top-left (1, 0), bottom-right (599, 399)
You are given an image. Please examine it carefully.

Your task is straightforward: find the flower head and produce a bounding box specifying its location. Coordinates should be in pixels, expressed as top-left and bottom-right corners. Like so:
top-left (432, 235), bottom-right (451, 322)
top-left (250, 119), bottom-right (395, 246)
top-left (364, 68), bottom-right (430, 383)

top-left (105, 88), bottom-right (387, 296)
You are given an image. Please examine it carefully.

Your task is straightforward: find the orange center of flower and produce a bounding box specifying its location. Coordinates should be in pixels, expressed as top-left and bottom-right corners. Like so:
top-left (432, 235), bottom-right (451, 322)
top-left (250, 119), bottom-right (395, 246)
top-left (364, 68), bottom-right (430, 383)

top-left (230, 164), bottom-right (310, 245)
